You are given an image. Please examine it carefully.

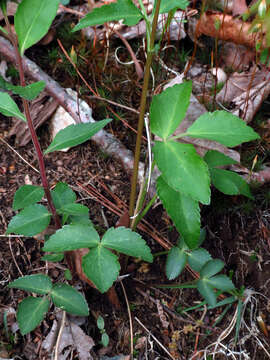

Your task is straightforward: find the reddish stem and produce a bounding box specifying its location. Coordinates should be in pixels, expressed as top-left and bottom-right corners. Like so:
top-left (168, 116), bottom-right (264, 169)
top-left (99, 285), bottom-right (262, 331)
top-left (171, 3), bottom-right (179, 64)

top-left (4, 18), bottom-right (60, 228)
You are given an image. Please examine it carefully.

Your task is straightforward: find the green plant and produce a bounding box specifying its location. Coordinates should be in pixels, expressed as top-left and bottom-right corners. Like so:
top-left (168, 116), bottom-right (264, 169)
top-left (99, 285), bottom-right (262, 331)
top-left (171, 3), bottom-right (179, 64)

top-left (8, 274), bottom-right (89, 335)
top-left (97, 315), bottom-right (109, 347)
top-left (1, 0), bottom-right (261, 336)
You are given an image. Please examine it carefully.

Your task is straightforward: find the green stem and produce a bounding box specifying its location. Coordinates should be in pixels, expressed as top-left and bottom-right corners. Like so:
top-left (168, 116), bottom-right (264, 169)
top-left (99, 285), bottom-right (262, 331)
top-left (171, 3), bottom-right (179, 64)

top-left (132, 194), bottom-right (157, 230)
top-left (131, 159), bottom-right (156, 229)
top-left (129, 0), bottom-right (161, 223)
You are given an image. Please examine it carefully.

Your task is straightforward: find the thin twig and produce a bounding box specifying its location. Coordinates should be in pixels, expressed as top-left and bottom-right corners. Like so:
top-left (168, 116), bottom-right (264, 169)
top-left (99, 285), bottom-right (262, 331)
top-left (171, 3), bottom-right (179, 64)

top-left (0, 136), bottom-right (39, 173)
top-left (8, 236), bottom-right (23, 277)
top-left (120, 280), bottom-right (134, 358)
top-left (54, 311), bottom-right (66, 360)
top-left (135, 316), bottom-right (175, 360)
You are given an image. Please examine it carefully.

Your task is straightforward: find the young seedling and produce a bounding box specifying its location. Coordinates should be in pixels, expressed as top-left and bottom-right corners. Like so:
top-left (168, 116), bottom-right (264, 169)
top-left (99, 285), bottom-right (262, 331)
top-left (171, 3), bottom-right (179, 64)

top-left (97, 315), bottom-right (109, 347)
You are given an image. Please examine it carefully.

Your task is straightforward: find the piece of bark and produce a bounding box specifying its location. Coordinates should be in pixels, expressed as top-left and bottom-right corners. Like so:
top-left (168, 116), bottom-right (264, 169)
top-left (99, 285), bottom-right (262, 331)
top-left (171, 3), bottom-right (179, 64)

top-left (9, 93), bottom-right (59, 146)
top-left (196, 11), bottom-right (267, 49)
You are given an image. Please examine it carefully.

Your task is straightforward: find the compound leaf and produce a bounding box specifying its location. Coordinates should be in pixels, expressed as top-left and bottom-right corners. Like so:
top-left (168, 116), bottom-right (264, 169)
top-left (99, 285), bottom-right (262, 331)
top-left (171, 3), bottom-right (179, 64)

top-left (200, 259), bottom-right (224, 278)
top-left (43, 225), bottom-right (99, 252)
top-left (210, 168), bottom-right (253, 199)
top-left (188, 248), bottom-right (212, 272)
top-left (51, 182), bottom-right (76, 210)
top-left (150, 82), bottom-right (192, 140)
top-left (157, 176), bottom-right (200, 249)
top-left (12, 185), bottom-right (44, 210)
top-left (17, 296), bottom-right (50, 335)
top-left (51, 283), bottom-right (89, 316)
top-left (207, 275), bottom-right (235, 291)
top-left (197, 280), bottom-right (217, 307)
top-left (82, 246), bottom-right (120, 293)
top-left (15, 0), bottom-right (60, 55)
top-left (204, 150), bottom-right (238, 168)
top-left (0, 92), bottom-right (26, 122)
top-left (160, 0), bottom-right (189, 13)
top-left (0, 76), bottom-right (46, 100)
top-left (72, 0), bottom-right (142, 32)
top-left (8, 274), bottom-right (52, 295)
top-left (101, 227), bottom-right (153, 262)
top-left (6, 204), bottom-right (51, 236)
top-left (166, 246), bottom-right (188, 280)
top-left (41, 253), bottom-right (64, 262)
top-left (153, 141), bottom-right (210, 204)
top-left (44, 120), bottom-right (111, 154)
top-left (185, 111), bottom-right (260, 147)
top-left (58, 203), bottom-right (89, 216)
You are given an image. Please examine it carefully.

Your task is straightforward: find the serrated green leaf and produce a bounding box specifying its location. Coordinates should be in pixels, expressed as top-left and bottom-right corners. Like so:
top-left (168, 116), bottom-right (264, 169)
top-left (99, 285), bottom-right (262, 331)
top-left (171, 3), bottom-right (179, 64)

top-left (204, 150), bottom-right (238, 168)
top-left (6, 204), bottom-right (51, 236)
top-left (184, 111), bottom-right (260, 147)
top-left (210, 168), bottom-right (253, 198)
top-left (58, 203), bottom-right (89, 216)
top-left (44, 120), bottom-right (111, 154)
top-left (101, 227), bottom-right (153, 262)
top-left (166, 246), bottom-right (188, 280)
top-left (72, 0), bottom-right (142, 32)
top-left (188, 248), bottom-right (212, 272)
top-left (0, 92), bottom-right (26, 121)
top-left (157, 176), bottom-right (200, 249)
top-left (97, 315), bottom-right (105, 330)
top-left (153, 141), bottom-right (210, 204)
top-left (15, 0), bottom-right (60, 55)
top-left (51, 182), bottom-right (76, 210)
top-left (43, 225), bottom-right (99, 252)
top-left (0, 76), bottom-right (46, 100)
top-left (8, 274), bottom-right (52, 294)
top-left (69, 214), bottom-right (94, 226)
top-left (41, 253), bottom-right (64, 262)
top-left (150, 82), bottom-right (192, 140)
top-left (200, 259), bottom-right (224, 278)
top-left (160, 0), bottom-right (189, 13)
top-left (197, 280), bottom-right (217, 307)
top-left (207, 275), bottom-right (235, 291)
top-left (51, 283), bottom-right (89, 316)
top-left (82, 246), bottom-right (120, 293)
top-left (12, 185), bottom-right (44, 210)
top-left (17, 296), bottom-right (50, 335)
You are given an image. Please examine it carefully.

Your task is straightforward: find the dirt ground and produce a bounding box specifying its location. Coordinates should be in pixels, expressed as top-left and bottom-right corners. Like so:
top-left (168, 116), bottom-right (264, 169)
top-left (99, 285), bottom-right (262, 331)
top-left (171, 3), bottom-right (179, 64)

top-left (1, 1), bottom-right (270, 359)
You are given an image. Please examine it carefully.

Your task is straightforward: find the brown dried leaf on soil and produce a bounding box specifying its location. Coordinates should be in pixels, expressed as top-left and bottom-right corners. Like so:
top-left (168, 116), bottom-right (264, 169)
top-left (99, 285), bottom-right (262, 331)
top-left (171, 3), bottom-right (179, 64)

top-left (196, 12), bottom-right (266, 49)
top-left (42, 314), bottom-right (94, 360)
top-left (217, 67), bottom-right (270, 123)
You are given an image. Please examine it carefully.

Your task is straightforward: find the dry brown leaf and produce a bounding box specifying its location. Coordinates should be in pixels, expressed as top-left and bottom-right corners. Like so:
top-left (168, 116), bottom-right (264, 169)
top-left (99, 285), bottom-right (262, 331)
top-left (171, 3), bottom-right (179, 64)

top-left (42, 315), bottom-right (94, 360)
top-left (217, 67), bottom-right (270, 122)
top-left (196, 12), bottom-right (266, 49)
top-left (232, 0), bottom-right (248, 16)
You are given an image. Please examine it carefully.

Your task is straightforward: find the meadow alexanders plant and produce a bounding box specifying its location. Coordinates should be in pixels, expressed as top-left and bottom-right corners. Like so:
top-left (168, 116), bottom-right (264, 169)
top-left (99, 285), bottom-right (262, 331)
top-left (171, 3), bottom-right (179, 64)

top-left (2, 0), bottom-right (260, 335)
